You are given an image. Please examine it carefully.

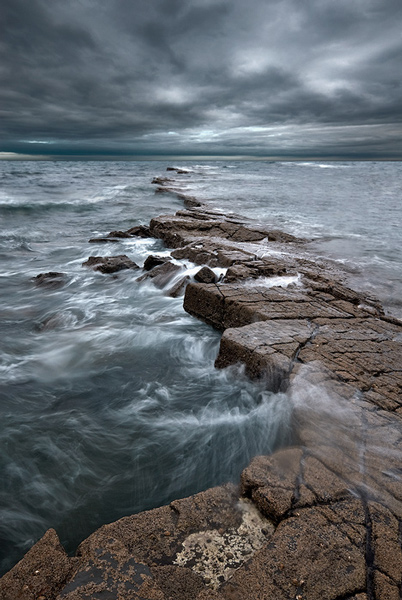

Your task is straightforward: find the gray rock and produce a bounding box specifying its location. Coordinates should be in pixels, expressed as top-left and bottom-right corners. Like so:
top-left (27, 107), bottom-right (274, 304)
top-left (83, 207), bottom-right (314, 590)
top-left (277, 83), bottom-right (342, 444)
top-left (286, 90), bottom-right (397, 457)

top-left (32, 272), bottom-right (67, 288)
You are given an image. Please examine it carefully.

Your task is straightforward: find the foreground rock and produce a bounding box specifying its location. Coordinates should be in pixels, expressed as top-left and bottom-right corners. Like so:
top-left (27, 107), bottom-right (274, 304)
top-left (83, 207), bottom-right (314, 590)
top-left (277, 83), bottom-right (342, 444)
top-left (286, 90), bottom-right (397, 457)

top-left (4, 447), bottom-right (401, 599)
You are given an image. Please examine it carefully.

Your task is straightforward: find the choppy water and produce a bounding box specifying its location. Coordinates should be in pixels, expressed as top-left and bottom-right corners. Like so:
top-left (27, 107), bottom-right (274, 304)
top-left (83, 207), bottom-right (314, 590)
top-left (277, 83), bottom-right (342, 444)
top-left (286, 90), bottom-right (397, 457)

top-left (0, 159), bottom-right (400, 574)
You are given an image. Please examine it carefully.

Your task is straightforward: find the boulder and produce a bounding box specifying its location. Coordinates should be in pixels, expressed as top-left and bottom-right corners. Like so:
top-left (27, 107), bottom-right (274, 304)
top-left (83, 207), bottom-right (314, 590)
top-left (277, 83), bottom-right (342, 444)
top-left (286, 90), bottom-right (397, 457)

top-left (82, 255), bottom-right (139, 274)
top-left (143, 254), bottom-right (172, 271)
top-left (194, 266), bottom-right (218, 284)
top-left (137, 261), bottom-right (183, 288)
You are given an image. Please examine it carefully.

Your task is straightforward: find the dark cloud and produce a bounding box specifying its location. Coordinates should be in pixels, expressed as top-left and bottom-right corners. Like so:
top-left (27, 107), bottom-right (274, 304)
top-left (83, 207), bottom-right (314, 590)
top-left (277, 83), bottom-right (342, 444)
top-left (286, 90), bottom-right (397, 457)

top-left (1, 0), bottom-right (401, 158)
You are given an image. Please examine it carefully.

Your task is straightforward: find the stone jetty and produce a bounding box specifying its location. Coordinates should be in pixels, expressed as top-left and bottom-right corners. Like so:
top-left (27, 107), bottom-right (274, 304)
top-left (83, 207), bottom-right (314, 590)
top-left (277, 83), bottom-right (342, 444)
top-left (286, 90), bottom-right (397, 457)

top-left (2, 169), bottom-right (402, 599)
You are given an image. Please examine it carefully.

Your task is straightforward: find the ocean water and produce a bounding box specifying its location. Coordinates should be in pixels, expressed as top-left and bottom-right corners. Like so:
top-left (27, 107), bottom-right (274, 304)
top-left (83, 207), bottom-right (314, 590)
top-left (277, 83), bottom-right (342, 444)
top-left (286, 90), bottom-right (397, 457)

top-left (0, 159), bottom-right (400, 574)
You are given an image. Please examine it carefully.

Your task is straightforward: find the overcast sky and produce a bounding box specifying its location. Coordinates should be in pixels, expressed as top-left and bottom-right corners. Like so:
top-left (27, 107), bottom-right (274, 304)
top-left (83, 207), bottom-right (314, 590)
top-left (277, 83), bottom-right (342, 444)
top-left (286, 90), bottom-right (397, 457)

top-left (1, 0), bottom-right (401, 159)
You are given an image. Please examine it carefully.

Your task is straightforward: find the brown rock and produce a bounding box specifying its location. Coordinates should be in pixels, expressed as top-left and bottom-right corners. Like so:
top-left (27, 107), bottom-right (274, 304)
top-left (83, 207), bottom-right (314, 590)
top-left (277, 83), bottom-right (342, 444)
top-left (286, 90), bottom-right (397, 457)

top-left (215, 320), bottom-right (313, 390)
top-left (221, 500), bottom-right (366, 600)
top-left (368, 502), bottom-right (402, 585)
top-left (126, 225), bottom-right (151, 238)
top-left (143, 254), bottom-right (172, 271)
top-left (82, 255), bottom-right (139, 274)
top-left (137, 261), bottom-right (183, 288)
top-left (0, 528), bottom-right (76, 600)
top-left (373, 571), bottom-right (400, 600)
top-left (107, 230), bottom-right (132, 238)
top-left (151, 565), bottom-right (205, 600)
top-left (241, 449), bottom-right (303, 521)
top-left (194, 266), bottom-right (218, 284)
top-left (167, 275), bottom-right (191, 298)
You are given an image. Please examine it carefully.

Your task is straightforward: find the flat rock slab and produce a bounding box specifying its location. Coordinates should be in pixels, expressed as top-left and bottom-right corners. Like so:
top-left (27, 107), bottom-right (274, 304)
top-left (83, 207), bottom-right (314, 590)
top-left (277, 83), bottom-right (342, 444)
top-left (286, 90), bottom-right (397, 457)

top-left (215, 319), bottom-right (313, 390)
top-left (184, 281), bottom-right (377, 332)
top-left (215, 315), bottom-right (402, 412)
top-left (150, 211), bottom-right (304, 252)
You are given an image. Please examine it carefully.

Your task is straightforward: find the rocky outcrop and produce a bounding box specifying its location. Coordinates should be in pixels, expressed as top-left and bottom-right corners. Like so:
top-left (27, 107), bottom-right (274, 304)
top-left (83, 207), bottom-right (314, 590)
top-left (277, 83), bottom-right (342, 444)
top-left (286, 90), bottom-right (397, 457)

top-left (3, 170), bottom-right (402, 599)
top-left (4, 447), bottom-right (401, 599)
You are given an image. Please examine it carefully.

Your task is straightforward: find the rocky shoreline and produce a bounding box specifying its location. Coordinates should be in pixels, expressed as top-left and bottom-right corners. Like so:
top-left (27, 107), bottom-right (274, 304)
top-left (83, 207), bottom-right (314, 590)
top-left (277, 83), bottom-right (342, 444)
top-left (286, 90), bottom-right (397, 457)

top-left (2, 169), bottom-right (402, 599)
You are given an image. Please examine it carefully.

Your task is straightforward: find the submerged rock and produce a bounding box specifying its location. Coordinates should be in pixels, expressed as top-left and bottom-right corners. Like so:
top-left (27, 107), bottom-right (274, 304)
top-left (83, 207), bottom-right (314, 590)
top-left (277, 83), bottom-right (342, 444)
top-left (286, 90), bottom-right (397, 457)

top-left (32, 272), bottom-right (67, 289)
top-left (166, 167), bottom-right (190, 174)
top-left (82, 255), bottom-right (139, 274)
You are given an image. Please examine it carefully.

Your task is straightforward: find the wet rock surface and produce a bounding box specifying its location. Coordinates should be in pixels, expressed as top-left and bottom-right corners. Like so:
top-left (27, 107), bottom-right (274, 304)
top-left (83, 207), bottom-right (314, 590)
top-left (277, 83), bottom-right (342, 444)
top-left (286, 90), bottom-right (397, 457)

top-left (136, 261), bottom-right (183, 288)
top-left (3, 170), bottom-right (402, 599)
top-left (82, 255), bottom-right (140, 274)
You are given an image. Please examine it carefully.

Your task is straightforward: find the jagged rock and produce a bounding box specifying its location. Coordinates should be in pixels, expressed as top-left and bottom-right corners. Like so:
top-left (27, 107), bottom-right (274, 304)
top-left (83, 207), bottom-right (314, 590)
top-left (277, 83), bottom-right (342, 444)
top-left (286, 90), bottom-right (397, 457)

top-left (183, 281), bottom-right (366, 332)
top-left (176, 192), bottom-right (203, 208)
top-left (167, 275), bottom-right (191, 298)
top-left (150, 212), bottom-right (303, 252)
top-left (143, 254), bottom-right (172, 271)
top-left (241, 449), bottom-right (303, 521)
top-left (82, 255), bottom-right (139, 274)
top-left (223, 260), bottom-right (289, 282)
top-left (88, 237), bottom-right (120, 243)
top-left (89, 230), bottom-right (135, 243)
top-left (125, 225), bottom-right (151, 238)
top-left (0, 528), bottom-right (77, 600)
top-left (32, 272), bottom-right (67, 288)
top-left (137, 261), bottom-right (182, 288)
top-left (194, 266), bottom-right (218, 284)
top-left (107, 230), bottom-right (132, 238)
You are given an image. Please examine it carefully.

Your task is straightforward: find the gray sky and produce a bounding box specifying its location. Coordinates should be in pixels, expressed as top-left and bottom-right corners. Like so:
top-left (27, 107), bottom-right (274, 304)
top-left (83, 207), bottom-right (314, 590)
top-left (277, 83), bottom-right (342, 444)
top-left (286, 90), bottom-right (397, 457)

top-left (1, 0), bottom-right (401, 159)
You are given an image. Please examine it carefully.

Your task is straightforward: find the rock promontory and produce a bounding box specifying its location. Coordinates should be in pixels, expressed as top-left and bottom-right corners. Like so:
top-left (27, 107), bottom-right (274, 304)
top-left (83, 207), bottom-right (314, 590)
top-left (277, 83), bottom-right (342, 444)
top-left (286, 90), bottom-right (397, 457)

top-left (3, 171), bottom-right (402, 599)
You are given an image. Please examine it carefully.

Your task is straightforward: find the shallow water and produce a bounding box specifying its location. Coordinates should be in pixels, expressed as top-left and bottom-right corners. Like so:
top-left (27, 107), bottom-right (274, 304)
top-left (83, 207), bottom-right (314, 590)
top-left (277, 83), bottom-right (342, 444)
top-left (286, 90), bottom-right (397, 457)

top-left (0, 159), bottom-right (400, 574)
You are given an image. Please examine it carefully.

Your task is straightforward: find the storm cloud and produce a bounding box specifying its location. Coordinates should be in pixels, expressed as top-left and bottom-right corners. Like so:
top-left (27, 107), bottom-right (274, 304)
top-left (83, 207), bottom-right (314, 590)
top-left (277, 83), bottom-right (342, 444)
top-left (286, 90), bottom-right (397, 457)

top-left (1, 0), bottom-right (401, 158)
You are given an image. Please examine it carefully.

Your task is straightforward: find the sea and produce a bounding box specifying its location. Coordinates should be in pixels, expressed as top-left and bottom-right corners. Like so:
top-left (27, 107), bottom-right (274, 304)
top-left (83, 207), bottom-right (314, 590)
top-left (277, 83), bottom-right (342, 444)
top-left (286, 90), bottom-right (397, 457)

top-left (0, 159), bottom-right (401, 575)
